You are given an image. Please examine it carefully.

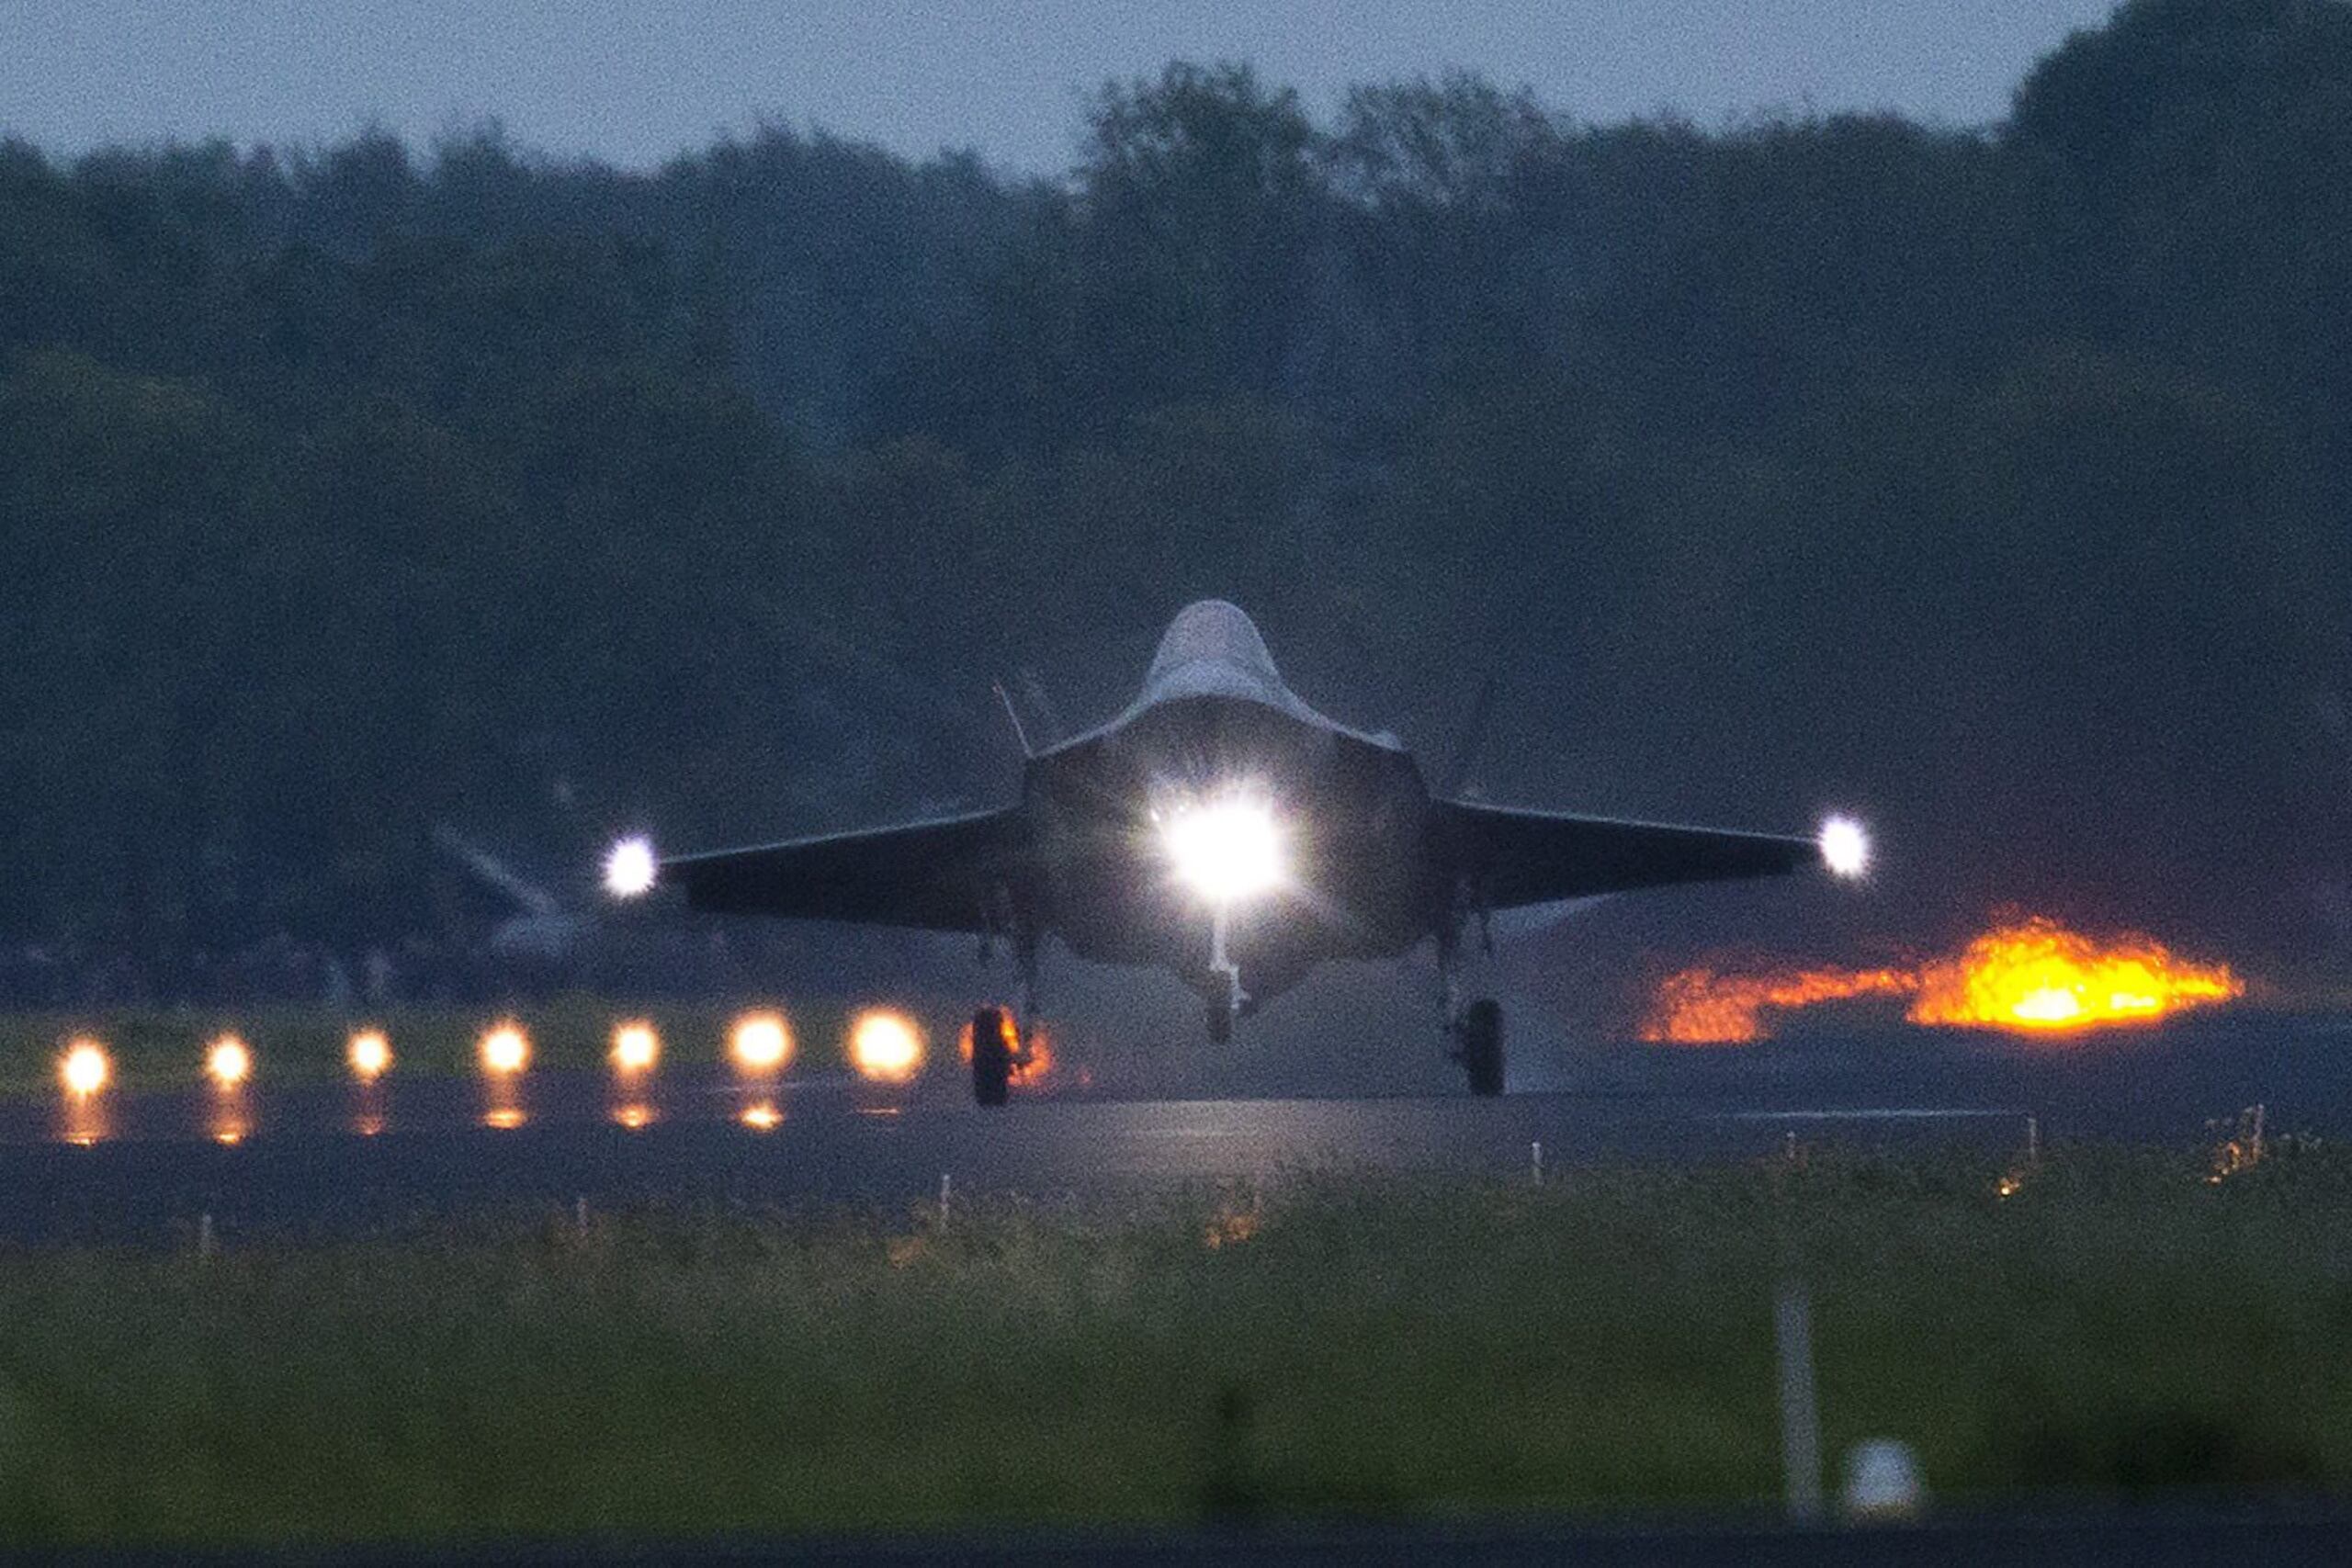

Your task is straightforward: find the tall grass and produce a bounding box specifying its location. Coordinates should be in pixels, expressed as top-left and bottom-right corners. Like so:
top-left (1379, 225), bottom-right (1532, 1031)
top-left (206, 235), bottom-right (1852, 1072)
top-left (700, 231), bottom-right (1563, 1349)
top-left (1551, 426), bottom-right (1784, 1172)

top-left (0, 1144), bottom-right (2346, 1545)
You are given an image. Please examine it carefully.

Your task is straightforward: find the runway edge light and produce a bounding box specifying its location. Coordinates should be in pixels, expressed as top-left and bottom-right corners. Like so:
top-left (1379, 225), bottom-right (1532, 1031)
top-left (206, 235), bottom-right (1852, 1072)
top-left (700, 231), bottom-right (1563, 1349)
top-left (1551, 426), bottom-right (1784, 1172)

top-left (480, 1022), bottom-right (530, 1076)
top-left (206, 1035), bottom-right (253, 1088)
top-left (850, 1010), bottom-right (923, 1083)
top-left (348, 1029), bottom-right (392, 1080)
top-left (611, 1020), bottom-right (661, 1074)
top-left (729, 1011), bottom-right (792, 1074)
top-left (60, 1039), bottom-right (109, 1097)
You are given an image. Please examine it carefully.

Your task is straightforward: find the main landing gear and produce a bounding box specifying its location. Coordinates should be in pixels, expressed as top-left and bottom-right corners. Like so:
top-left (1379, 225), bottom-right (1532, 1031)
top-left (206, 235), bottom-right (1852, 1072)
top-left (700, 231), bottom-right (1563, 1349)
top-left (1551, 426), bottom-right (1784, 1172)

top-left (969, 925), bottom-right (1044, 1108)
top-left (969, 1006), bottom-right (1019, 1107)
top-left (969, 1005), bottom-right (1050, 1108)
top-left (1439, 930), bottom-right (1505, 1096)
top-left (1450, 997), bottom-right (1505, 1098)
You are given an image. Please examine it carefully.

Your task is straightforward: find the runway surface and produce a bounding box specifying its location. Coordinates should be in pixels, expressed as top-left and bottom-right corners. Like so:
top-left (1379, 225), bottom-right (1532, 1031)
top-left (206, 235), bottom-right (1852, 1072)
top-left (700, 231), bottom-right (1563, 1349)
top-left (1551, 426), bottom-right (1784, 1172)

top-left (3, 1013), bottom-right (2345, 1244)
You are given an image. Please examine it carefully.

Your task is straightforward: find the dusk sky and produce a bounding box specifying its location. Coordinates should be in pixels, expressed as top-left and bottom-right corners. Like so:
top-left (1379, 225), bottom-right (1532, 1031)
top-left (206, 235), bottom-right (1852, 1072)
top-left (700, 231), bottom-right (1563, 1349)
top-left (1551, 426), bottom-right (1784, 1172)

top-left (3, 0), bottom-right (2120, 173)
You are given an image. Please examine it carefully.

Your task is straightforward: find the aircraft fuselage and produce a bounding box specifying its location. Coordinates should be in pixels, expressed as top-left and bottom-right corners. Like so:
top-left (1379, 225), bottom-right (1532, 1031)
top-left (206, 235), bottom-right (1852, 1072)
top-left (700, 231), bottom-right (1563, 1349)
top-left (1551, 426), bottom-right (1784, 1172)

top-left (1024, 691), bottom-right (1436, 1010)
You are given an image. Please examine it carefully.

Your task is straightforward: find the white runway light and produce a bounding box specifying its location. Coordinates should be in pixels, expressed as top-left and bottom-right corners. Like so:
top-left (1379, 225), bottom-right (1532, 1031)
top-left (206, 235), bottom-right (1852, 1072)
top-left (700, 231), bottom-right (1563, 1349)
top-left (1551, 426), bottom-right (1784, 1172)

top-left (603, 836), bottom-right (657, 898)
top-left (1164, 794), bottom-right (1284, 904)
top-left (1820, 816), bottom-right (1871, 880)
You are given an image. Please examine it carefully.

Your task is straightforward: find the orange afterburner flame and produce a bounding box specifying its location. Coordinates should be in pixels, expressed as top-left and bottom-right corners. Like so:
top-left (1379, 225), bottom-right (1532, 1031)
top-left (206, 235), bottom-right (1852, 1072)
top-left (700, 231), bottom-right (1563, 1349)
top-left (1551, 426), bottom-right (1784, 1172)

top-left (1644, 966), bottom-right (1913, 1045)
top-left (1908, 919), bottom-right (2242, 1032)
top-left (1642, 916), bottom-right (2245, 1043)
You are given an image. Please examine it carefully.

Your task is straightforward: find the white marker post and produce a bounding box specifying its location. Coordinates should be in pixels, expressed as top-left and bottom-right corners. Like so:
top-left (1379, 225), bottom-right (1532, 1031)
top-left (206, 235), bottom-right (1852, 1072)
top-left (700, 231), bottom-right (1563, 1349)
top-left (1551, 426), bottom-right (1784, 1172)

top-left (1842, 1438), bottom-right (1925, 1519)
top-left (1777, 1280), bottom-right (1823, 1522)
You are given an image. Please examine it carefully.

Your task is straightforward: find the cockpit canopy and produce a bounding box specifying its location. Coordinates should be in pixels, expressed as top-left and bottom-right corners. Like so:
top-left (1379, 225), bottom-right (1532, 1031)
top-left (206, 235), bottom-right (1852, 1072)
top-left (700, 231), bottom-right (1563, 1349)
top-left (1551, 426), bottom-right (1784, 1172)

top-left (1142, 599), bottom-right (1284, 696)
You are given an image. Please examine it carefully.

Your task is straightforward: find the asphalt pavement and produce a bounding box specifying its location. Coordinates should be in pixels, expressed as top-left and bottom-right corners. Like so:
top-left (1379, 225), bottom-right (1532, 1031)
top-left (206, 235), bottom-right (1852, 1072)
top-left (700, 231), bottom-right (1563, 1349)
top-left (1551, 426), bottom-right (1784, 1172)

top-left (0, 1013), bottom-right (2342, 1244)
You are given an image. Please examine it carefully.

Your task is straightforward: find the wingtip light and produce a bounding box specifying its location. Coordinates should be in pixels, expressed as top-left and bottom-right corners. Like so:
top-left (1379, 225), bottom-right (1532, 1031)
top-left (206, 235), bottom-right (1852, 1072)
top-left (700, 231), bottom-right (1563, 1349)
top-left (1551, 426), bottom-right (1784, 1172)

top-left (604, 836), bottom-right (658, 899)
top-left (1820, 815), bottom-right (1871, 880)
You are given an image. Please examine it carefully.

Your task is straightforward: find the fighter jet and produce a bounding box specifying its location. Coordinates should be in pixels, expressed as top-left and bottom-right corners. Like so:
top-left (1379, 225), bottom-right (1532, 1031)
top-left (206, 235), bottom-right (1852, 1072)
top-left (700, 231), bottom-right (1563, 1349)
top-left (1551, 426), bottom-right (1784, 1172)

top-left (608, 601), bottom-right (1868, 1102)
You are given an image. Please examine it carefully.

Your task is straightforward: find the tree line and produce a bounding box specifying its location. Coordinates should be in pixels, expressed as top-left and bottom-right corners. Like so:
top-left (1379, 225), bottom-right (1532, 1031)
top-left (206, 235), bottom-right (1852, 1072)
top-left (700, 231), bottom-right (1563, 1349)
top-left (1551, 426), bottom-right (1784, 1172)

top-left (1, 0), bottom-right (2347, 987)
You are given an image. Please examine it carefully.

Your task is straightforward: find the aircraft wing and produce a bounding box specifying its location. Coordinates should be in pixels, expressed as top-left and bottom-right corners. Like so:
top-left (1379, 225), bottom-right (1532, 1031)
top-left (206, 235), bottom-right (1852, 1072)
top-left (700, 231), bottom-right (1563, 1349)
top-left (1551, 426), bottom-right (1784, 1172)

top-left (1437, 801), bottom-right (1825, 909)
top-left (660, 808), bottom-right (1024, 933)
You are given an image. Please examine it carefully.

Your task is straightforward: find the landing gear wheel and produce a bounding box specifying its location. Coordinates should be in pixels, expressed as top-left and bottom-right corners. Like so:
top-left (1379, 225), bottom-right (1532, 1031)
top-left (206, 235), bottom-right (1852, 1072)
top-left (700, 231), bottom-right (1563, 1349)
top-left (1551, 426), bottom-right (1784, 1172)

top-left (1453, 998), bottom-right (1504, 1097)
top-left (970, 1006), bottom-right (1014, 1108)
top-left (1205, 992), bottom-right (1234, 1045)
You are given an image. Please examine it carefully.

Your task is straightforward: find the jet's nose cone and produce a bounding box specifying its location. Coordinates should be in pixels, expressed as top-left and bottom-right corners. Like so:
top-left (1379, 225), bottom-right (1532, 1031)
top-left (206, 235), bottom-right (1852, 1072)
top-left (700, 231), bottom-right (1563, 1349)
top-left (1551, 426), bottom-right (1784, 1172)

top-left (1148, 600), bottom-right (1278, 684)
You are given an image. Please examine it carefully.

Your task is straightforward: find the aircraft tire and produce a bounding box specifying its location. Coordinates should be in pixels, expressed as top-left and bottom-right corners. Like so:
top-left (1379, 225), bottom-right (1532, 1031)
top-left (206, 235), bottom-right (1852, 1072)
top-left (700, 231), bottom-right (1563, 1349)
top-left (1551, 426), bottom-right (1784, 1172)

top-left (1458, 998), bottom-right (1504, 1097)
top-left (971, 1007), bottom-right (1014, 1107)
top-left (1205, 995), bottom-right (1234, 1045)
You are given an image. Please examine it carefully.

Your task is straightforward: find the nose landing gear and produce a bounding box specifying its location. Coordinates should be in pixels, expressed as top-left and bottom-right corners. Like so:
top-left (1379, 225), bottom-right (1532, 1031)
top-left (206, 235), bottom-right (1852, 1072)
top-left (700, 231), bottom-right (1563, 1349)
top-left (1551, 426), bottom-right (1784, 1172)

top-left (1204, 902), bottom-right (1246, 1044)
top-left (1438, 927), bottom-right (1504, 1095)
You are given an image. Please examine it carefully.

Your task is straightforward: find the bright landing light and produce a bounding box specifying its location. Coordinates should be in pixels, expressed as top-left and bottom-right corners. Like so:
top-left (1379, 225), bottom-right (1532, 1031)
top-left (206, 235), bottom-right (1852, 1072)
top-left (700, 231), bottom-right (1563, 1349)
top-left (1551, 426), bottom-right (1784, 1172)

top-left (1164, 795), bottom-right (1284, 904)
top-left (1820, 815), bottom-right (1871, 880)
top-left (604, 836), bottom-right (658, 898)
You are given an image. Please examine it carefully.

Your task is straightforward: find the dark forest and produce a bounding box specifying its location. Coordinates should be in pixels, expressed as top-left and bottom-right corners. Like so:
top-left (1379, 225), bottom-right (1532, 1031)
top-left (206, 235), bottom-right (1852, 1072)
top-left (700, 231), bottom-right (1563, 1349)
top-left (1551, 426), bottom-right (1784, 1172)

top-left (3, 0), bottom-right (2348, 998)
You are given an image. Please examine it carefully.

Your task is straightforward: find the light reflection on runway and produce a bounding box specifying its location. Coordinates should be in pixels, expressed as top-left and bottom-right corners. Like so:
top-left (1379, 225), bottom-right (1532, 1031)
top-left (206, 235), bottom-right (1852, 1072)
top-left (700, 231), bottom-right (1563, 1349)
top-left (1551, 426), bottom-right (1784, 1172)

top-left (58, 1095), bottom-right (108, 1148)
top-left (1, 1057), bottom-right (2045, 1163)
top-left (5, 1013), bottom-right (2344, 1157)
top-left (0, 1017), bottom-right (2338, 1248)
top-left (0, 1021), bottom-right (2332, 1247)
top-left (0, 1075), bottom-right (2070, 1249)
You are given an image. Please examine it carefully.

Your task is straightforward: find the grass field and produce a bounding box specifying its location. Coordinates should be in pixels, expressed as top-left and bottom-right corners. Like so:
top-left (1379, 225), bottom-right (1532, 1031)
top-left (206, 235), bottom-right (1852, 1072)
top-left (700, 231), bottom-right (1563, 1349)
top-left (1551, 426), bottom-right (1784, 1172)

top-left (0, 997), bottom-right (904, 1099)
top-left (0, 1142), bottom-right (2346, 1546)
